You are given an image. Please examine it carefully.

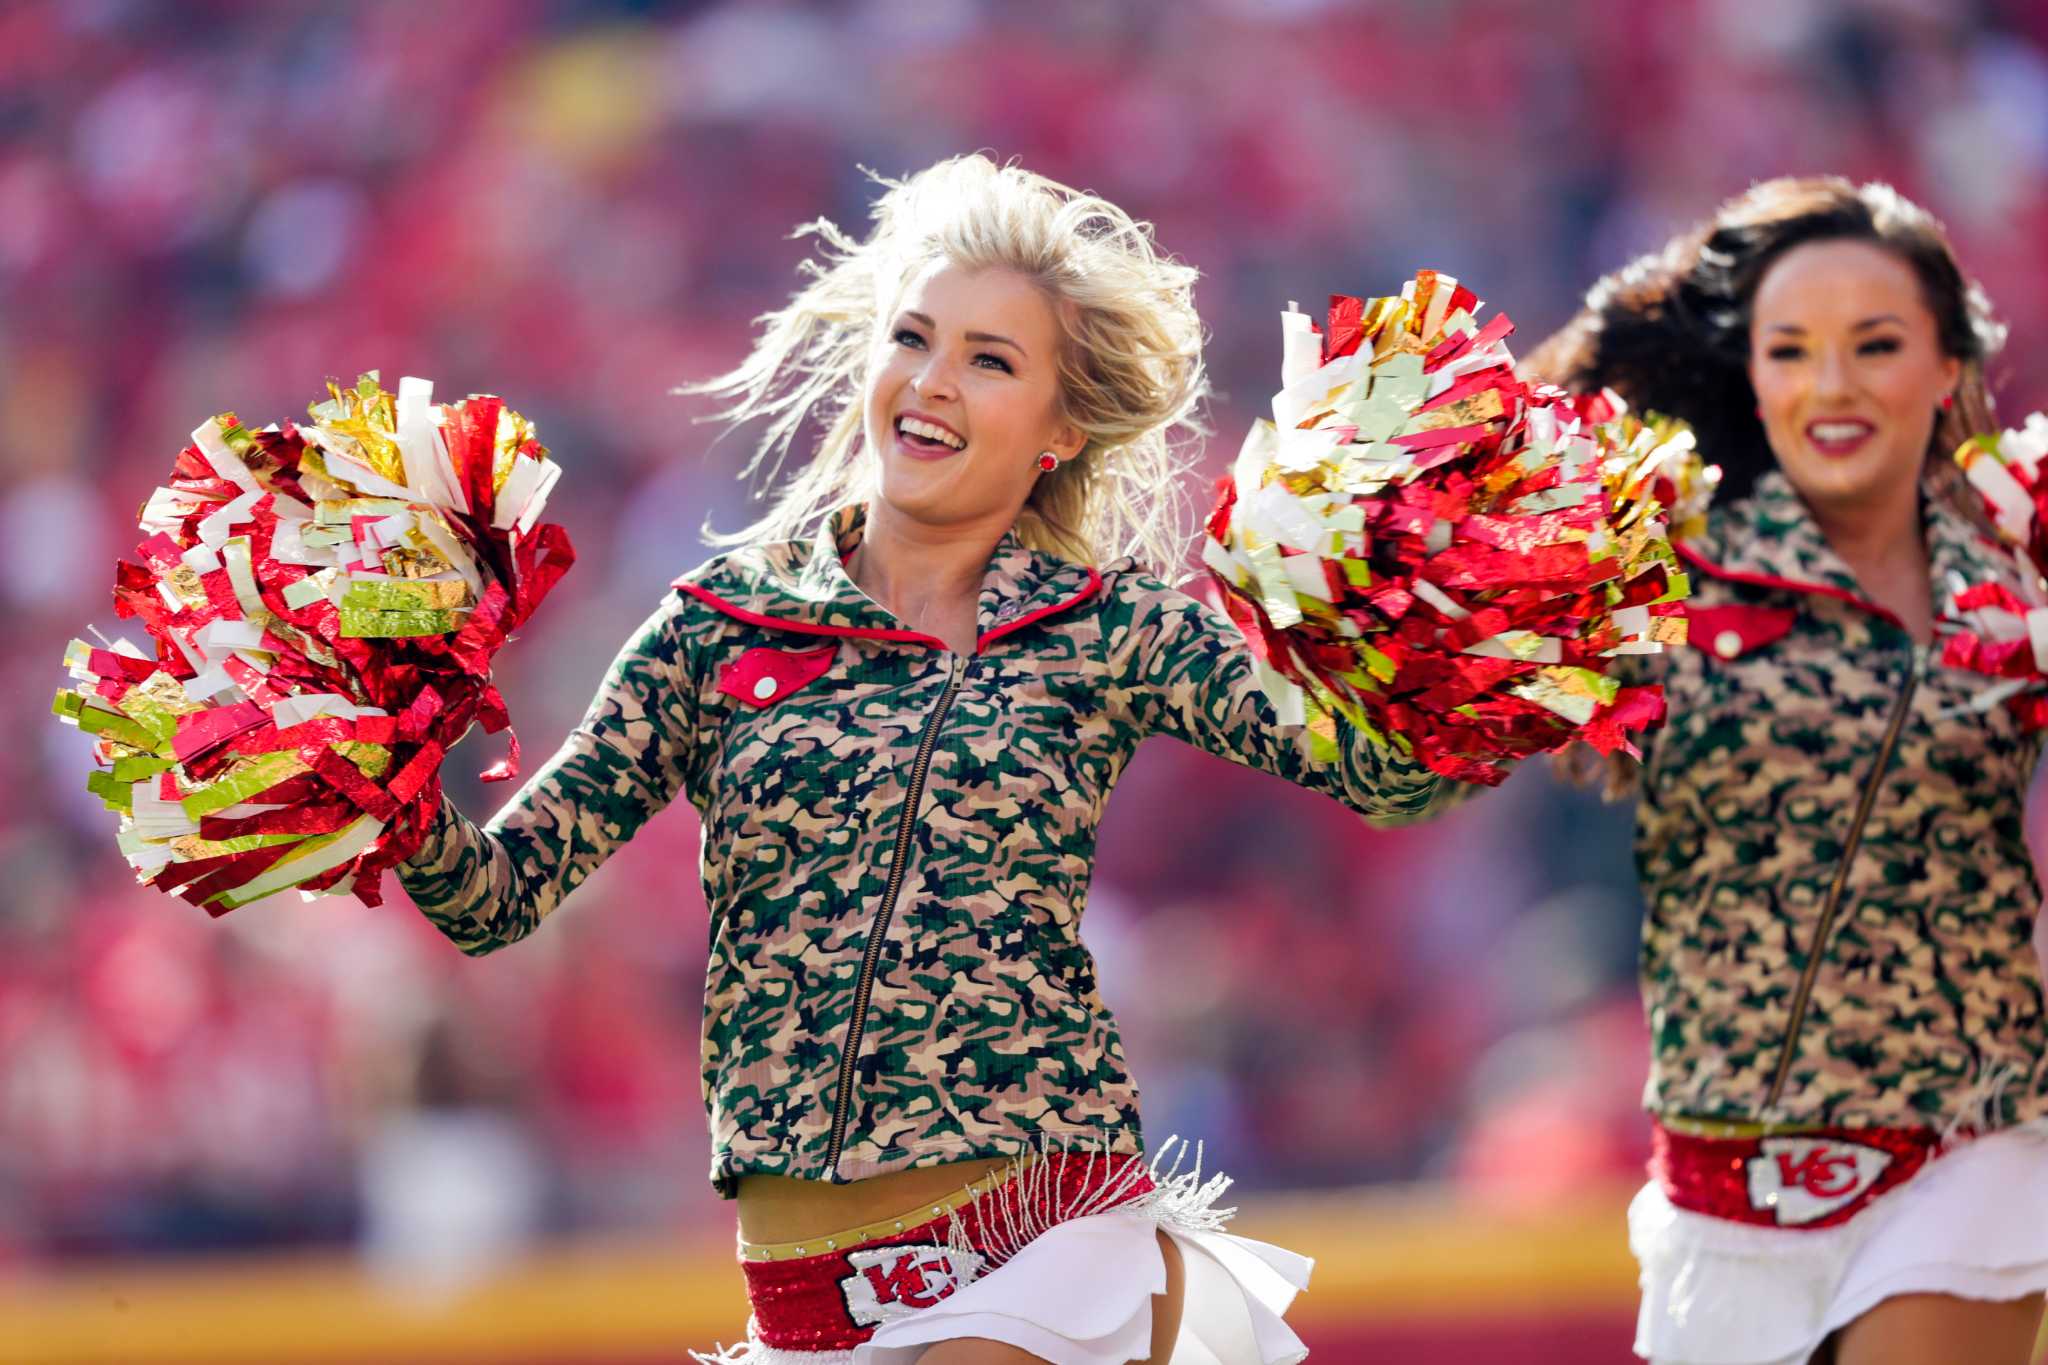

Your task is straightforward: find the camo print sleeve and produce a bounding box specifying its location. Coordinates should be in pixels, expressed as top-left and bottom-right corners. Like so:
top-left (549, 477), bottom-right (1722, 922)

top-left (1100, 565), bottom-right (1460, 825)
top-left (396, 592), bottom-right (707, 956)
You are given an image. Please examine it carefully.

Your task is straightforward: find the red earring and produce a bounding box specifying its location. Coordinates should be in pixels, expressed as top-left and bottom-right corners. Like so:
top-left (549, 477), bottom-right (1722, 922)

top-left (1037, 451), bottom-right (1060, 472)
top-left (1941, 393), bottom-right (1955, 412)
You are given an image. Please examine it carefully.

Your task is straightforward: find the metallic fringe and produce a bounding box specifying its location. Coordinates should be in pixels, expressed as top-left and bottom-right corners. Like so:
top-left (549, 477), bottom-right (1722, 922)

top-left (943, 1133), bottom-right (1237, 1270)
top-left (1942, 1059), bottom-right (2030, 1146)
top-left (694, 1135), bottom-right (1240, 1360)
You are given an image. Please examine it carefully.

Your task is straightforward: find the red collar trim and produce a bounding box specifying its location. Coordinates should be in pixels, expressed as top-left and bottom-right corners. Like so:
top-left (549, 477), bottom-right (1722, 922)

top-left (674, 581), bottom-right (949, 650)
top-left (977, 568), bottom-right (1103, 650)
top-left (1674, 541), bottom-right (1901, 629)
top-left (674, 567), bottom-right (1104, 655)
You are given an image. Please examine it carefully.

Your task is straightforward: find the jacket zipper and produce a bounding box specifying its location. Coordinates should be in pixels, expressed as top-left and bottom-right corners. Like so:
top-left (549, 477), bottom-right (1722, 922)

top-left (1762, 642), bottom-right (1924, 1109)
top-left (824, 653), bottom-right (968, 1174)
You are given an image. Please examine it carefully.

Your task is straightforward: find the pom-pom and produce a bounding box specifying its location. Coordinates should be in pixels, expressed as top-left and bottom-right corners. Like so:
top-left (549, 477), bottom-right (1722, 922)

top-left (1935, 413), bottom-right (2048, 730)
top-left (1203, 272), bottom-right (1693, 785)
top-left (51, 373), bottom-right (574, 913)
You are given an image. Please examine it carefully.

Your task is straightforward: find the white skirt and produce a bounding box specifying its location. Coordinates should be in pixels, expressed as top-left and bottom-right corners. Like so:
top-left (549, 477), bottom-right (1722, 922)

top-left (695, 1138), bottom-right (1312, 1365)
top-left (1631, 1121), bottom-right (2048, 1365)
top-left (701, 1214), bottom-right (1309, 1365)
top-left (857, 1210), bottom-right (1311, 1365)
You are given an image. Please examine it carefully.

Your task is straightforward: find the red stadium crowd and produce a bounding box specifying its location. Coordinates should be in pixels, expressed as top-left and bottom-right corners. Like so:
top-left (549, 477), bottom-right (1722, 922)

top-left (4, 0), bottom-right (2046, 1263)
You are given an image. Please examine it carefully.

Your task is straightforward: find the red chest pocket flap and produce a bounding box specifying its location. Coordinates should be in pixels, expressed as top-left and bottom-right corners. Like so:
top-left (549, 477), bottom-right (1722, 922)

top-left (717, 644), bottom-right (838, 708)
top-left (1685, 603), bottom-right (1798, 661)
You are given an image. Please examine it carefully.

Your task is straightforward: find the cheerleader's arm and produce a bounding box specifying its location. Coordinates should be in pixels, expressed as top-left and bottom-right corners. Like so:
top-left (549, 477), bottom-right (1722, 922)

top-left (1101, 565), bottom-right (1476, 826)
top-left (397, 593), bottom-right (700, 956)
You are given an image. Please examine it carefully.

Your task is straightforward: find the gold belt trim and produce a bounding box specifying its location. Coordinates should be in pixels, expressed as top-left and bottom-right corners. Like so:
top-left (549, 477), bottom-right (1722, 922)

top-left (1656, 1113), bottom-right (1831, 1140)
top-left (738, 1157), bottom-right (1034, 1262)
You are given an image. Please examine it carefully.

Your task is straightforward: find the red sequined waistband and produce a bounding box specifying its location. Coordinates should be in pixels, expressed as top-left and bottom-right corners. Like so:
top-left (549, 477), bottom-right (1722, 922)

top-left (737, 1152), bottom-right (1155, 1353)
top-left (1650, 1121), bottom-right (1945, 1230)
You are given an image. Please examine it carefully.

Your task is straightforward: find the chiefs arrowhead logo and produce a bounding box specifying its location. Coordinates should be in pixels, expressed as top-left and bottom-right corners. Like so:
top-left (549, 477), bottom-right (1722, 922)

top-left (839, 1244), bottom-right (987, 1325)
top-left (1746, 1137), bottom-right (1893, 1226)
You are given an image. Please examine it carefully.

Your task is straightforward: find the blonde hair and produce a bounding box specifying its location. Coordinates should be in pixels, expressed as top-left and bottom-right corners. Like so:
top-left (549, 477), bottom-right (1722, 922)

top-left (687, 154), bottom-right (1208, 571)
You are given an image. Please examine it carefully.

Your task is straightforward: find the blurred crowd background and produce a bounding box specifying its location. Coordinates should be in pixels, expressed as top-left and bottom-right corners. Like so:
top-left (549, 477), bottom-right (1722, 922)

top-left (6, 0), bottom-right (2048, 1292)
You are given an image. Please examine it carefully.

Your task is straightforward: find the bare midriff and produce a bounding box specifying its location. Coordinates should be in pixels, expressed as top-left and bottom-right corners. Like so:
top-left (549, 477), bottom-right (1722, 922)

top-left (736, 1156), bottom-right (1012, 1244)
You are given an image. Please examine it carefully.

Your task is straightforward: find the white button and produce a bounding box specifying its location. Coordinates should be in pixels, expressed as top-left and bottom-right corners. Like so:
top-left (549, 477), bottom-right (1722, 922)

top-left (1714, 630), bottom-right (1743, 659)
top-left (752, 675), bottom-right (778, 700)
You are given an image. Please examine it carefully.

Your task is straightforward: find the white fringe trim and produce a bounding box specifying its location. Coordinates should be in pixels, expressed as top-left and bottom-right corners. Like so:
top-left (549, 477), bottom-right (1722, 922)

top-left (695, 1136), bottom-right (1245, 1363)
top-left (942, 1133), bottom-right (1236, 1270)
top-left (1941, 1059), bottom-right (2031, 1144)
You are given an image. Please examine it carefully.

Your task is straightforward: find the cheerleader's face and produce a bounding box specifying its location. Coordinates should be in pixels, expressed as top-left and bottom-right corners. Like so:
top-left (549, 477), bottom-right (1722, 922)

top-left (1747, 239), bottom-right (1960, 519)
top-left (864, 259), bottom-right (1083, 534)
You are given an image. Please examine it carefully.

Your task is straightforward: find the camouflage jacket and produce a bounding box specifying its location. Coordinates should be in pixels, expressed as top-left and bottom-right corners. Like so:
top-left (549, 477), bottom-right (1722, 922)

top-left (397, 505), bottom-right (1449, 1194)
top-left (1639, 471), bottom-right (2047, 1135)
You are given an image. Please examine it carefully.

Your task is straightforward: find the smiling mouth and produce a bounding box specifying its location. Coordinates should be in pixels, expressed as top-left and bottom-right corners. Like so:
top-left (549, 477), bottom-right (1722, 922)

top-left (896, 414), bottom-right (966, 454)
top-left (1805, 419), bottom-right (1876, 457)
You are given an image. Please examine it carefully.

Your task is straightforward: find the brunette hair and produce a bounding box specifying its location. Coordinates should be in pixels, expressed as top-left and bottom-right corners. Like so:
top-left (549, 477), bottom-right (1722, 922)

top-left (1524, 176), bottom-right (2005, 503)
top-left (1533, 178), bottom-right (2004, 798)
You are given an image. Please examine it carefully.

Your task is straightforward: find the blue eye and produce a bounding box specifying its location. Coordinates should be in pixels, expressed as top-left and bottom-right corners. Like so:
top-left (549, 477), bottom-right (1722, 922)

top-left (893, 328), bottom-right (926, 348)
top-left (973, 353), bottom-right (1014, 374)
